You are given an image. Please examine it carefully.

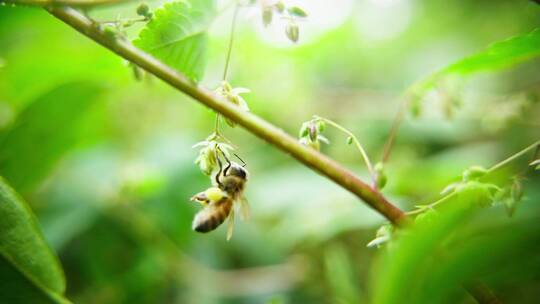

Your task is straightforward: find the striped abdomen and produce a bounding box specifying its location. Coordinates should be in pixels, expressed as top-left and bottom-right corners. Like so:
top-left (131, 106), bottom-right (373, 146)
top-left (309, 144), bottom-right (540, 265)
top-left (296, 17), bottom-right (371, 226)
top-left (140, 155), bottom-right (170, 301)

top-left (192, 198), bottom-right (233, 233)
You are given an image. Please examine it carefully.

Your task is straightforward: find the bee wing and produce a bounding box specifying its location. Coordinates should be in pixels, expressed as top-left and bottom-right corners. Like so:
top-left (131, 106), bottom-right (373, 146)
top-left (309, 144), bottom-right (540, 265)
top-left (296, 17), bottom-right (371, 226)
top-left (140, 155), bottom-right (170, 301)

top-left (239, 196), bottom-right (250, 221)
top-left (226, 207), bottom-right (235, 241)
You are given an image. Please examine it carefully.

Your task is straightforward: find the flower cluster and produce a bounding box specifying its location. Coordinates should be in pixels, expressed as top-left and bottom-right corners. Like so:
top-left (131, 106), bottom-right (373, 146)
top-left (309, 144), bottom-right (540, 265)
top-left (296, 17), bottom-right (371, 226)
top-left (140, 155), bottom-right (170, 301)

top-left (259, 0), bottom-right (308, 43)
top-left (215, 81), bottom-right (250, 127)
top-left (193, 133), bottom-right (234, 176)
top-left (298, 118), bottom-right (328, 151)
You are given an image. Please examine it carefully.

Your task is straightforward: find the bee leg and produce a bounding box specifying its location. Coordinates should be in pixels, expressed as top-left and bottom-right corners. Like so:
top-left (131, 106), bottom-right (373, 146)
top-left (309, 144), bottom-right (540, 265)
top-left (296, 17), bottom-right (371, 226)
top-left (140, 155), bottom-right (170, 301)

top-left (217, 146), bottom-right (232, 176)
top-left (215, 155), bottom-right (224, 187)
top-left (190, 192), bottom-right (209, 206)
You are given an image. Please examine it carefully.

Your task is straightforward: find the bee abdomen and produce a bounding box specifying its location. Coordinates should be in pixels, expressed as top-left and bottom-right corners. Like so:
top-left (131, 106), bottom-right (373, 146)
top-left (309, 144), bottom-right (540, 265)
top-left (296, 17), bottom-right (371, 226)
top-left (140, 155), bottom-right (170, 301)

top-left (192, 200), bottom-right (232, 233)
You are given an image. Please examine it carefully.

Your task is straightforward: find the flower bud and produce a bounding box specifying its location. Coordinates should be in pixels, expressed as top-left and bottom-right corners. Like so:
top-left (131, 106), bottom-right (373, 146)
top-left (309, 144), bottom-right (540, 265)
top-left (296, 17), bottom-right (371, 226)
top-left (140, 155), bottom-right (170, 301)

top-left (262, 6), bottom-right (273, 26)
top-left (102, 24), bottom-right (119, 40)
top-left (136, 3), bottom-right (151, 18)
top-left (462, 165), bottom-right (488, 181)
top-left (275, 1), bottom-right (285, 13)
top-left (299, 122), bottom-right (309, 138)
top-left (316, 120), bottom-right (326, 132)
top-left (374, 162), bottom-right (387, 190)
top-left (287, 6), bottom-right (308, 17)
top-left (308, 123), bottom-right (318, 142)
top-left (285, 22), bottom-right (299, 43)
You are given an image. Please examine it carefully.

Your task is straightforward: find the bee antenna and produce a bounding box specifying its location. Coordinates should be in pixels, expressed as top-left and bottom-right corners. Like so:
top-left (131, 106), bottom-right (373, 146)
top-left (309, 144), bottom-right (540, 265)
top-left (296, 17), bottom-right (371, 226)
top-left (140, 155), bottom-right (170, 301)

top-left (234, 153), bottom-right (246, 167)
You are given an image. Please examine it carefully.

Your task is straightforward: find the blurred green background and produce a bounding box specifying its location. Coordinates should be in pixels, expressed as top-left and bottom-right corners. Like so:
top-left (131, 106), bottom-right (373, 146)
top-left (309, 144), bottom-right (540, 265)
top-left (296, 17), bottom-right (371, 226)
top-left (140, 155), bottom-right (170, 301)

top-left (1, 0), bottom-right (540, 303)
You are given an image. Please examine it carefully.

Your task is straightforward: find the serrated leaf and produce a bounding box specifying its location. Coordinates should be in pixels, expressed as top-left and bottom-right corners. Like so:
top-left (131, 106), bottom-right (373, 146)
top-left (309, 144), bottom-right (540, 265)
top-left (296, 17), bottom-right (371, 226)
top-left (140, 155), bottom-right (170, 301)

top-left (133, 0), bottom-right (216, 82)
top-left (371, 191), bottom-right (540, 304)
top-left (0, 82), bottom-right (104, 192)
top-left (0, 177), bottom-right (69, 304)
top-left (413, 28), bottom-right (540, 97)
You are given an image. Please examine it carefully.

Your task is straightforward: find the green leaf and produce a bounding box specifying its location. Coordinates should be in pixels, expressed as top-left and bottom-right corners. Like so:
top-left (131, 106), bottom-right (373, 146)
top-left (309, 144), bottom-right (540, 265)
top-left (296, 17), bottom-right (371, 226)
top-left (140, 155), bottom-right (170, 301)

top-left (133, 0), bottom-right (216, 82)
top-left (0, 82), bottom-right (104, 192)
top-left (0, 177), bottom-right (69, 304)
top-left (370, 192), bottom-right (540, 304)
top-left (413, 28), bottom-right (540, 96)
top-left (324, 244), bottom-right (362, 304)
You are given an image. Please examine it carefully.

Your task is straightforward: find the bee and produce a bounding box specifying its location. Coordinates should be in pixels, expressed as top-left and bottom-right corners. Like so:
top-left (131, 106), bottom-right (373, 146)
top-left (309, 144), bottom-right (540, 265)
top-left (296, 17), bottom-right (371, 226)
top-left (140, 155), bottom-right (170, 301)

top-left (190, 154), bottom-right (249, 240)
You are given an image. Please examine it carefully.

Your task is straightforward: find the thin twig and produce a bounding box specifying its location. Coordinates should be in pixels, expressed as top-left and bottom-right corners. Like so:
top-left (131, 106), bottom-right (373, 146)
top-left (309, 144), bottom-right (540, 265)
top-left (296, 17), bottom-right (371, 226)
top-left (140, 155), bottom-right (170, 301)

top-left (406, 139), bottom-right (540, 216)
top-left (215, 2), bottom-right (240, 136)
top-left (222, 3), bottom-right (240, 81)
top-left (315, 116), bottom-right (377, 187)
top-left (100, 17), bottom-right (147, 25)
top-left (47, 6), bottom-right (408, 225)
top-left (381, 95), bottom-right (408, 163)
top-left (486, 140), bottom-right (540, 174)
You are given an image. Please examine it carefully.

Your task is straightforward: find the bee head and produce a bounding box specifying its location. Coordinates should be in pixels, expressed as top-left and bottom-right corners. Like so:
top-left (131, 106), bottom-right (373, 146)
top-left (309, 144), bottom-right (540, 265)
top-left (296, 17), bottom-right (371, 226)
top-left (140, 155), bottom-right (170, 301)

top-left (225, 162), bottom-right (248, 180)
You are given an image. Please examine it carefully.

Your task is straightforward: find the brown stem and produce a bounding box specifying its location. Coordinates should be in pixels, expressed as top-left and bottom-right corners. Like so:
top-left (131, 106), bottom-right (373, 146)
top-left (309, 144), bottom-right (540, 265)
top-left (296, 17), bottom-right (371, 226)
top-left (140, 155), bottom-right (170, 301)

top-left (46, 6), bottom-right (407, 225)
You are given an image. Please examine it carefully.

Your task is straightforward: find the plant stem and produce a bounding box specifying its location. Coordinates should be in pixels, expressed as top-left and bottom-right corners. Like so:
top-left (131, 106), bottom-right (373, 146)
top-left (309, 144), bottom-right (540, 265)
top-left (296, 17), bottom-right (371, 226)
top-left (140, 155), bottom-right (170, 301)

top-left (214, 112), bottom-right (221, 135)
top-left (406, 193), bottom-right (454, 216)
top-left (381, 96), bottom-right (407, 163)
top-left (47, 6), bottom-right (408, 225)
top-left (315, 116), bottom-right (377, 187)
top-left (215, 2), bottom-right (240, 136)
top-left (486, 140), bottom-right (540, 174)
top-left (100, 17), bottom-right (148, 26)
top-left (222, 3), bottom-right (240, 82)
